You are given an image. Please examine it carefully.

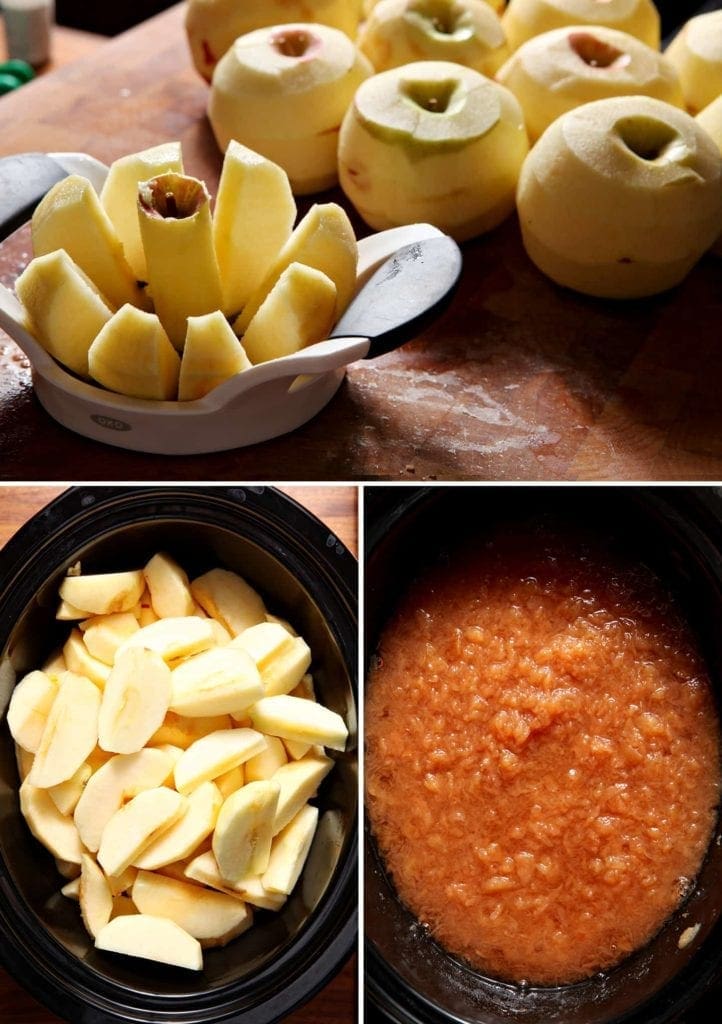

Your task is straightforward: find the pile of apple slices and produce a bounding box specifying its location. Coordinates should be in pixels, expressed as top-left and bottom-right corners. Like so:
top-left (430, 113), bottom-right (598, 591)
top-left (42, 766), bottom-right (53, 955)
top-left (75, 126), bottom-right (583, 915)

top-left (15, 140), bottom-right (358, 401)
top-left (8, 552), bottom-right (349, 970)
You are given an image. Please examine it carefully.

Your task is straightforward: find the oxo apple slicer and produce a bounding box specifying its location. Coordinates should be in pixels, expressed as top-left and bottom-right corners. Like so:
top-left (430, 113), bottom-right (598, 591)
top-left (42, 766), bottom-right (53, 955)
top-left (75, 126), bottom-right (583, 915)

top-left (0, 152), bottom-right (462, 455)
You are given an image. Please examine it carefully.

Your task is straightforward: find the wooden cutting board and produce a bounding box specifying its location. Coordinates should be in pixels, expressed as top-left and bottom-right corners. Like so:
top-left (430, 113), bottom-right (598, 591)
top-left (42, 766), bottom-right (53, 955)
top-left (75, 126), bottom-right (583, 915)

top-left (0, 3), bottom-right (720, 481)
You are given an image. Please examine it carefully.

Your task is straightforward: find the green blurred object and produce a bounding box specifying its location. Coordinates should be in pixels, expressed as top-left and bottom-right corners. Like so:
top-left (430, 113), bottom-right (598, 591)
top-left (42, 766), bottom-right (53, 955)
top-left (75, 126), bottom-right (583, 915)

top-left (0, 59), bottom-right (35, 83)
top-left (0, 71), bottom-right (23, 94)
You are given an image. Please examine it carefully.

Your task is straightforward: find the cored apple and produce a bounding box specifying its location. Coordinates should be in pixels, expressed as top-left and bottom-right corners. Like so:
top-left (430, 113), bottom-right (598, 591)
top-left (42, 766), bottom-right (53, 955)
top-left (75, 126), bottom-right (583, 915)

top-left (359, 0), bottom-right (508, 76)
top-left (208, 23), bottom-right (373, 194)
top-left (502, 0), bottom-right (660, 52)
top-left (696, 96), bottom-right (722, 256)
top-left (665, 10), bottom-right (722, 115)
top-left (516, 95), bottom-right (722, 298)
top-left (498, 26), bottom-right (683, 142)
top-left (338, 60), bottom-right (529, 241)
top-left (186, 0), bottom-right (363, 81)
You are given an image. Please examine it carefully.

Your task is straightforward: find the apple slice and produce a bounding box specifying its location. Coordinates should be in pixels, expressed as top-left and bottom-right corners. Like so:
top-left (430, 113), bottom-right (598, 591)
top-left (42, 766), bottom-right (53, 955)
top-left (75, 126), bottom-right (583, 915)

top-left (7, 670), bottom-right (58, 753)
top-left (100, 141), bottom-right (184, 281)
top-left (97, 786), bottom-right (187, 877)
top-left (234, 203), bottom-right (357, 333)
top-left (183, 850), bottom-right (287, 911)
top-left (15, 743), bottom-right (34, 782)
top-left (245, 735), bottom-right (288, 782)
top-left (63, 629), bottom-right (111, 688)
top-left (148, 710), bottom-right (233, 749)
top-left (250, 695), bottom-right (348, 751)
top-left (142, 553), bottom-right (194, 619)
top-left (190, 569), bottom-right (267, 637)
top-left (170, 646), bottom-right (263, 717)
top-left (56, 599), bottom-right (88, 621)
top-left (213, 780), bottom-right (280, 882)
top-left (29, 671), bottom-right (101, 789)
top-left (32, 174), bottom-right (149, 312)
top-left (79, 854), bottom-right (113, 939)
top-left (117, 616), bottom-right (215, 662)
top-left (240, 262), bottom-right (337, 365)
top-left (20, 781), bottom-right (84, 862)
top-left (271, 757), bottom-right (333, 835)
top-left (59, 571), bottom-right (145, 617)
top-left (132, 870), bottom-right (252, 947)
top-left (107, 865), bottom-right (138, 897)
top-left (213, 140), bottom-right (296, 316)
top-left (174, 728), bottom-right (267, 794)
top-left (74, 746), bottom-right (179, 852)
top-left (215, 764), bottom-right (245, 799)
top-left (88, 305), bottom-right (181, 401)
top-left (81, 612), bottom-right (140, 666)
top-left (178, 311), bottom-right (252, 401)
top-left (98, 647), bottom-right (172, 754)
top-left (15, 250), bottom-right (113, 378)
top-left (62, 877), bottom-right (80, 899)
top-left (263, 803), bottom-right (319, 895)
top-left (48, 761), bottom-right (92, 816)
top-left (134, 780), bottom-right (222, 870)
top-left (95, 914), bottom-right (203, 971)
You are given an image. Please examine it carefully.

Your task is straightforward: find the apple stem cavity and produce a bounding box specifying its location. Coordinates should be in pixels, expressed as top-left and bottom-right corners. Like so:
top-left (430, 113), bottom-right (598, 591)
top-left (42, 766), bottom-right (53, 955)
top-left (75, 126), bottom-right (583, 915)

top-left (402, 77), bottom-right (459, 114)
top-left (139, 173), bottom-right (209, 221)
top-left (413, 0), bottom-right (459, 36)
top-left (271, 28), bottom-right (320, 60)
top-left (568, 32), bottom-right (630, 69)
top-left (615, 116), bottom-right (685, 163)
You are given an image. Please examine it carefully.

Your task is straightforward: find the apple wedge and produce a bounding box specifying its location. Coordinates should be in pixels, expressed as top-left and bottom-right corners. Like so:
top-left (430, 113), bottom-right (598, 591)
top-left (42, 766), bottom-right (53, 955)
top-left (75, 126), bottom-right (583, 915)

top-left (29, 671), bottom-right (101, 789)
top-left (170, 646), bottom-right (263, 718)
top-left (56, 599), bottom-right (88, 621)
top-left (15, 250), bottom-right (113, 378)
top-left (48, 761), bottom-right (92, 816)
top-left (178, 311), bottom-right (252, 401)
top-left (7, 670), bottom-right (58, 753)
top-left (98, 647), bottom-right (172, 754)
top-left (148, 710), bottom-right (233, 749)
top-left (234, 203), bottom-right (357, 333)
top-left (213, 140), bottom-right (296, 316)
top-left (95, 914), bottom-right (203, 971)
top-left (81, 612), bottom-right (140, 666)
top-left (190, 569), bottom-right (267, 637)
top-left (174, 728), bottom-right (267, 794)
top-left (240, 262), bottom-right (337, 365)
top-left (213, 780), bottom-right (280, 882)
top-left (100, 141), bottom-right (184, 281)
top-left (263, 803), bottom-right (319, 895)
top-left (132, 870), bottom-right (253, 947)
top-left (183, 850), bottom-right (287, 911)
top-left (250, 695), bottom-right (348, 751)
top-left (117, 616), bottom-right (215, 662)
top-left (245, 735), bottom-right (288, 783)
top-left (74, 746), bottom-right (179, 852)
top-left (107, 865), bottom-right (138, 897)
top-left (63, 629), bottom-right (111, 688)
top-left (79, 854), bottom-right (113, 939)
top-left (32, 174), bottom-right (149, 312)
top-left (88, 305), bottom-right (181, 401)
top-left (134, 780), bottom-right (222, 870)
top-left (20, 781), bottom-right (84, 862)
top-left (97, 786), bottom-right (187, 877)
top-left (61, 877), bottom-right (80, 899)
top-left (271, 757), bottom-right (333, 835)
top-left (142, 553), bottom-right (194, 619)
top-left (15, 744), bottom-right (34, 782)
top-left (215, 764), bottom-right (245, 799)
top-left (59, 571), bottom-right (145, 617)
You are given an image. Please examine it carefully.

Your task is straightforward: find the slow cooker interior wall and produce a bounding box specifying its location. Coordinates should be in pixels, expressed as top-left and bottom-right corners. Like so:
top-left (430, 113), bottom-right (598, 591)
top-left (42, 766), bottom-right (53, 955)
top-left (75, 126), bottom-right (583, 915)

top-left (0, 515), bottom-right (355, 997)
top-left (365, 487), bottom-right (722, 1024)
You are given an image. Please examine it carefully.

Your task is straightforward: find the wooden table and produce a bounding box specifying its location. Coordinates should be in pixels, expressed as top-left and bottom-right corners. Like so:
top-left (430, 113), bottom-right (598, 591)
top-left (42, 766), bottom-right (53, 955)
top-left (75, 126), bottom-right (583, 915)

top-left (0, 24), bottom-right (101, 73)
top-left (0, 484), bottom-right (358, 1024)
top-left (0, 2), bottom-right (721, 481)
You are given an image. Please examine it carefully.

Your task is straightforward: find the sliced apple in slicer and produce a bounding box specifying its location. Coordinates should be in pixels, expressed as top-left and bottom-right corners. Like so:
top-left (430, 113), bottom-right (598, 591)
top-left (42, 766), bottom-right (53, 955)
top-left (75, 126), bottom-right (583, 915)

top-left (173, 728), bottom-right (267, 795)
top-left (132, 870), bottom-right (252, 947)
top-left (240, 262), bottom-right (337, 365)
top-left (31, 174), bottom-right (149, 312)
top-left (29, 671), bottom-right (101, 789)
top-left (59, 570), bottom-right (145, 617)
top-left (97, 786), bottom-right (187, 877)
top-left (88, 305), bottom-right (181, 401)
top-left (95, 914), bottom-right (203, 971)
top-left (7, 670), bottom-right (58, 753)
top-left (142, 552), bottom-right (194, 619)
top-left (98, 647), bottom-right (172, 754)
top-left (190, 569), bottom-right (267, 637)
top-left (178, 311), bottom-right (252, 401)
top-left (251, 695), bottom-right (348, 752)
top-left (15, 250), bottom-right (113, 378)
top-left (213, 779), bottom-right (280, 883)
top-left (234, 202), bottom-right (358, 333)
top-left (213, 140), bottom-right (296, 316)
top-left (100, 141), bottom-right (184, 282)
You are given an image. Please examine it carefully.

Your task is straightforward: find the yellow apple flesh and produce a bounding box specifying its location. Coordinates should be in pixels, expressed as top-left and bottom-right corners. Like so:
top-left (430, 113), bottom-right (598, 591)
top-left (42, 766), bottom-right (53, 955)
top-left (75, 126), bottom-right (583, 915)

top-left (517, 95), bottom-right (722, 298)
top-left (338, 60), bottom-right (529, 241)
top-left (502, 0), bottom-right (660, 53)
top-left (665, 10), bottom-right (722, 115)
top-left (88, 305), bottom-right (181, 401)
top-left (208, 24), bottom-right (373, 194)
top-left (498, 26), bottom-right (684, 142)
top-left (359, 0), bottom-right (508, 77)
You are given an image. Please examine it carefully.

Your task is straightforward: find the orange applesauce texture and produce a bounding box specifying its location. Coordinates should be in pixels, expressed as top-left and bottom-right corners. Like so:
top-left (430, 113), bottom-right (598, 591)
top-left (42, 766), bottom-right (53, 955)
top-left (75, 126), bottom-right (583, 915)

top-left (366, 531), bottom-right (721, 985)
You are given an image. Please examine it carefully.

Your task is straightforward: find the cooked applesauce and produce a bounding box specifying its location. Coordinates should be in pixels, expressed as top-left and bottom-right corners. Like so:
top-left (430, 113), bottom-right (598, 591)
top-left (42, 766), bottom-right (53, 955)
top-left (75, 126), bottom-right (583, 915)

top-left (366, 529), bottom-right (721, 985)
